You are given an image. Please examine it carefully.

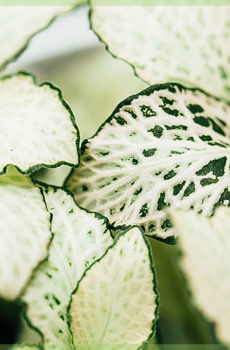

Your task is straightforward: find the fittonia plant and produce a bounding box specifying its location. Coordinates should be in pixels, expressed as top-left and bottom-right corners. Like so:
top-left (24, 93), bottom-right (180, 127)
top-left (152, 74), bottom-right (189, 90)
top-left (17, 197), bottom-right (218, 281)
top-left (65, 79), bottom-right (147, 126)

top-left (0, 6), bottom-right (158, 347)
top-left (0, 1), bottom-right (230, 348)
top-left (23, 188), bottom-right (157, 348)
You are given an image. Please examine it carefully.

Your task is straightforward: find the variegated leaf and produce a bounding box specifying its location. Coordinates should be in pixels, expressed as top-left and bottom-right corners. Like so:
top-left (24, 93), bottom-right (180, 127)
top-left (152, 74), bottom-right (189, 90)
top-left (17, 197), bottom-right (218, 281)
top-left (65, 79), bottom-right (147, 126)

top-left (0, 167), bottom-right (51, 301)
top-left (0, 73), bottom-right (79, 174)
top-left (90, 4), bottom-right (230, 101)
top-left (69, 226), bottom-right (157, 349)
top-left (23, 186), bottom-right (113, 347)
top-left (66, 83), bottom-right (230, 239)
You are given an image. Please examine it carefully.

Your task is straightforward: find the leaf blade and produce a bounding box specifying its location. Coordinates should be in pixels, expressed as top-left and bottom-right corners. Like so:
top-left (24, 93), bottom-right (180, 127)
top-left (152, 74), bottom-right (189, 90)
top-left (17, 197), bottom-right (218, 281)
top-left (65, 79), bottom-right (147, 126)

top-left (0, 73), bottom-right (79, 174)
top-left (69, 226), bottom-right (158, 349)
top-left (23, 186), bottom-right (113, 346)
top-left (66, 83), bottom-right (230, 239)
top-left (90, 4), bottom-right (230, 100)
top-left (0, 167), bottom-right (51, 301)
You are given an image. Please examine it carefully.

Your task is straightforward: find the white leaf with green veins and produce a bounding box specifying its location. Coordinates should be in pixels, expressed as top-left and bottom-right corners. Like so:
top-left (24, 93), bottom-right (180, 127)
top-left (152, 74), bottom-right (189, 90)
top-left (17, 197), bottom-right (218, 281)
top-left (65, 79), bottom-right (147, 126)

top-left (66, 83), bottom-right (230, 239)
top-left (170, 208), bottom-right (230, 344)
top-left (23, 187), bottom-right (113, 347)
top-left (69, 226), bottom-right (157, 349)
top-left (0, 167), bottom-right (51, 301)
top-left (90, 4), bottom-right (230, 101)
top-left (0, 5), bottom-right (81, 70)
top-left (0, 73), bottom-right (79, 174)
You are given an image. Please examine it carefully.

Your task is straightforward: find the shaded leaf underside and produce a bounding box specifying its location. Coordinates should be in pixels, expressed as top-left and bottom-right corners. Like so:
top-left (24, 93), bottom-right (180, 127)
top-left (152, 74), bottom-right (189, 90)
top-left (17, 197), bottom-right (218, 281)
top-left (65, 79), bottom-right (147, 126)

top-left (171, 208), bottom-right (230, 344)
top-left (66, 83), bottom-right (230, 239)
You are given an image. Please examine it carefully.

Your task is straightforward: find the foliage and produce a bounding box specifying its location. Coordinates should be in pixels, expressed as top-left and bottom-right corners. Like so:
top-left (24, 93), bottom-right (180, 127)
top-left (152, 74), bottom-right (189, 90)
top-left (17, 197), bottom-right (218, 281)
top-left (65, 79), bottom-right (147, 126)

top-left (0, 2), bottom-right (229, 349)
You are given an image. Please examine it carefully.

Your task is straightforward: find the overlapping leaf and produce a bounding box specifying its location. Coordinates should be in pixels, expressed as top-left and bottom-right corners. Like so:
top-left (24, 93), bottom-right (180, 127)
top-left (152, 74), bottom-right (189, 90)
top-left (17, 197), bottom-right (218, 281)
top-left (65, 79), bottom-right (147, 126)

top-left (0, 167), bottom-right (51, 301)
top-left (90, 4), bottom-right (230, 100)
top-left (66, 83), bottom-right (230, 239)
top-left (0, 73), bottom-right (79, 174)
top-left (0, 4), bottom-right (83, 70)
top-left (171, 208), bottom-right (230, 344)
top-left (23, 187), bottom-right (113, 347)
top-left (69, 226), bottom-right (157, 349)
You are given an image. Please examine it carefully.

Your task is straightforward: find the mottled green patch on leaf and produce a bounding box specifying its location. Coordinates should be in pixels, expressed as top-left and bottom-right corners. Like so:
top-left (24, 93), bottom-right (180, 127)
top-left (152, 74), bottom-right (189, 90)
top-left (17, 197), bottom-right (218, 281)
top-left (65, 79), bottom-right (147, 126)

top-left (199, 135), bottom-right (212, 142)
top-left (164, 170), bottom-right (177, 180)
top-left (183, 182), bottom-right (196, 197)
top-left (194, 116), bottom-right (210, 127)
top-left (148, 125), bottom-right (164, 138)
top-left (143, 148), bottom-right (157, 157)
top-left (165, 125), bottom-right (187, 131)
top-left (139, 203), bottom-right (149, 217)
top-left (196, 157), bottom-right (227, 178)
top-left (187, 104), bottom-right (204, 114)
top-left (115, 116), bottom-right (127, 125)
top-left (140, 105), bottom-right (157, 118)
top-left (162, 106), bottom-right (180, 117)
